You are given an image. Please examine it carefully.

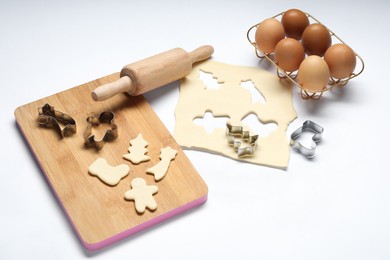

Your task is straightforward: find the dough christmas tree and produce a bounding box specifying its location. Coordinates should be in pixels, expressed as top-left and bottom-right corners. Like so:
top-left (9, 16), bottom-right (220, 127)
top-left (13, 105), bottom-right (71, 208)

top-left (123, 133), bottom-right (151, 164)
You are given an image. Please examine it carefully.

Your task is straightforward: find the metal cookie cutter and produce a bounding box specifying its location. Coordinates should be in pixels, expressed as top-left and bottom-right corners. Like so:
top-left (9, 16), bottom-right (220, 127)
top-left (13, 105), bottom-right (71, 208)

top-left (290, 120), bottom-right (324, 158)
top-left (226, 123), bottom-right (259, 157)
top-left (83, 111), bottom-right (118, 151)
top-left (37, 103), bottom-right (76, 138)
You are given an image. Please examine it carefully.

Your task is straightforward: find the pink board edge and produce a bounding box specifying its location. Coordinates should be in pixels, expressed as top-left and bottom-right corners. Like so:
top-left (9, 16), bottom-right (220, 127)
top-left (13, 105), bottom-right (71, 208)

top-left (84, 195), bottom-right (208, 251)
top-left (15, 118), bottom-right (208, 251)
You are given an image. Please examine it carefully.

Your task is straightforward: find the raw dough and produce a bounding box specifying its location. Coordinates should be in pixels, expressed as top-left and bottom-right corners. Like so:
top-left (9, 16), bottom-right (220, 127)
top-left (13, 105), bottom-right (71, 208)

top-left (146, 146), bottom-right (177, 181)
top-left (88, 158), bottom-right (130, 186)
top-left (174, 60), bottom-right (297, 169)
top-left (124, 178), bottom-right (158, 213)
top-left (123, 133), bottom-right (151, 164)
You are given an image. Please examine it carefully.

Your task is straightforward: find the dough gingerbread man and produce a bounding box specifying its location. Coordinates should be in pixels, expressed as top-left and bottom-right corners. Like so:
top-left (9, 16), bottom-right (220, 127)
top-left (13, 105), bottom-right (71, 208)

top-left (124, 178), bottom-right (158, 213)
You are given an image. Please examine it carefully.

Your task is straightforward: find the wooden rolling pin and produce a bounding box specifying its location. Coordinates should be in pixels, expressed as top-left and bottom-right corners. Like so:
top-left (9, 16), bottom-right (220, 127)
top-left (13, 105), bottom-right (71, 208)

top-left (92, 45), bottom-right (214, 101)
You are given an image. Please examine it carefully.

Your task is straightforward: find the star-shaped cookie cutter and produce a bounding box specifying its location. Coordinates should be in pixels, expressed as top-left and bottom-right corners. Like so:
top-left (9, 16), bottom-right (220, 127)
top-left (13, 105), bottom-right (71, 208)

top-left (226, 123), bottom-right (258, 157)
top-left (290, 120), bottom-right (324, 158)
top-left (37, 103), bottom-right (76, 138)
top-left (83, 111), bottom-right (118, 151)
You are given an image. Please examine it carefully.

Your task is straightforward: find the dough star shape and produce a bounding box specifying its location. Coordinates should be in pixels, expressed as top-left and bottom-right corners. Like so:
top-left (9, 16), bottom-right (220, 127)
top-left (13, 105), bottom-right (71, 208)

top-left (146, 146), bottom-right (177, 181)
top-left (123, 133), bottom-right (151, 164)
top-left (124, 178), bottom-right (158, 213)
top-left (88, 158), bottom-right (130, 186)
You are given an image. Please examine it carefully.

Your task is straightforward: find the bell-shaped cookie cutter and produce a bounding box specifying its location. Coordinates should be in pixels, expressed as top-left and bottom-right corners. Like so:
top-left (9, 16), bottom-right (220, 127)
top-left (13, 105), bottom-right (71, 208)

top-left (83, 111), bottom-right (118, 151)
top-left (290, 120), bottom-right (324, 158)
top-left (37, 103), bottom-right (76, 138)
top-left (226, 123), bottom-right (259, 157)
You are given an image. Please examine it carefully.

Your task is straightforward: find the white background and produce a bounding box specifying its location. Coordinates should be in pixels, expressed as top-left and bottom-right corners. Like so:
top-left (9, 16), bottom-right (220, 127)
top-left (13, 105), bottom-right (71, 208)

top-left (1, 0), bottom-right (389, 259)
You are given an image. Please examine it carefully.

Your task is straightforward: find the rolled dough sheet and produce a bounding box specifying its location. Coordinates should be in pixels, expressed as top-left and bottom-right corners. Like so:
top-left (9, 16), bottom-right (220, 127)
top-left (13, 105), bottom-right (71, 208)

top-left (174, 60), bottom-right (297, 169)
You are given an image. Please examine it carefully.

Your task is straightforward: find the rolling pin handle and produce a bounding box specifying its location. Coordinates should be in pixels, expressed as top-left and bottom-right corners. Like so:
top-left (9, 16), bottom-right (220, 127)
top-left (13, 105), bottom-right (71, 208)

top-left (92, 76), bottom-right (133, 101)
top-left (188, 45), bottom-right (214, 64)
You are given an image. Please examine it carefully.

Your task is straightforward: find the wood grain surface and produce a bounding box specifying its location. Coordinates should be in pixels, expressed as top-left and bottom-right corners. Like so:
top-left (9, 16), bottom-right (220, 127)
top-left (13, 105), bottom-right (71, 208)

top-left (14, 73), bottom-right (208, 249)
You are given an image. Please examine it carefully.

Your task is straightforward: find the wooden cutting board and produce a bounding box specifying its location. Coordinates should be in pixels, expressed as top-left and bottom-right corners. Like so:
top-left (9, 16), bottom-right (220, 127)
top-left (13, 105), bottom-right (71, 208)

top-left (14, 73), bottom-right (208, 251)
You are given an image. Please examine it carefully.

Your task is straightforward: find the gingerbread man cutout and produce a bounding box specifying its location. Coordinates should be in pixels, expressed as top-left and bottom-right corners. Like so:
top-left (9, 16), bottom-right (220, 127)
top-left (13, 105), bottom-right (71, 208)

top-left (124, 178), bottom-right (158, 213)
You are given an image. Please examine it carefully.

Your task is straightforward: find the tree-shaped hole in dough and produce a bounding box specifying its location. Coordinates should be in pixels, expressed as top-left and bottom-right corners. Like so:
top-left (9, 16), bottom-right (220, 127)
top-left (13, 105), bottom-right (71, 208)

top-left (198, 70), bottom-right (224, 90)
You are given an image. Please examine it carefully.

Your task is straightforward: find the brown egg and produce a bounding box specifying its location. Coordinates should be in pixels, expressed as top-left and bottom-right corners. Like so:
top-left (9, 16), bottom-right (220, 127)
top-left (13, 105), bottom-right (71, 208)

top-left (255, 18), bottom-right (285, 53)
top-left (298, 55), bottom-right (330, 92)
top-left (324, 43), bottom-right (357, 79)
top-left (301, 24), bottom-right (332, 56)
top-left (281, 9), bottom-right (309, 40)
top-left (274, 38), bottom-right (305, 72)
